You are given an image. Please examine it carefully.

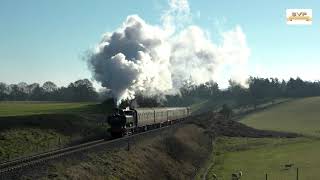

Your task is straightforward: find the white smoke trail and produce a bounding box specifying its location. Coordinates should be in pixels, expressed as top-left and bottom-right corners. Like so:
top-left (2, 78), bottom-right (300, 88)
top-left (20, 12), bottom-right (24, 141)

top-left (88, 0), bottom-right (250, 104)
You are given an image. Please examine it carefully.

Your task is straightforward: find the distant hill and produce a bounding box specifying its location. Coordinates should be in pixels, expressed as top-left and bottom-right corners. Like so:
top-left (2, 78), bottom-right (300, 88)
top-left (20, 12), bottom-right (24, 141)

top-left (241, 97), bottom-right (320, 137)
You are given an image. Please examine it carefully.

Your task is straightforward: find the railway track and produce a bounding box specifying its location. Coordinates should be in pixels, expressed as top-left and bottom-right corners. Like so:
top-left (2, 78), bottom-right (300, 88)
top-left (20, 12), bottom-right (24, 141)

top-left (0, 139), bottom-right (107, 177)
top-left (0, 118), bottom-right (188, 179)
top-left (0, 139), bottom-right (104, 171)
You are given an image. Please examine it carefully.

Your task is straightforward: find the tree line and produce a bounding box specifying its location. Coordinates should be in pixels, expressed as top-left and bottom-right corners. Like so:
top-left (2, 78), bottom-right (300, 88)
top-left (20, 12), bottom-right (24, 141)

top-left (2, 76), bottom-right (320, 106)
top-left (0, 79), bottom-right (98, 102)
top-left (164, 77), bottom-right (320, 108)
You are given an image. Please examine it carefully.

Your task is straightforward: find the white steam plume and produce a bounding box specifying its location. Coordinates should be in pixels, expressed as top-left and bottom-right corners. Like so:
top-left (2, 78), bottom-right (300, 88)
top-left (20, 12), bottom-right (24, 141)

top-left (88, 0), bottom-right (250, 104)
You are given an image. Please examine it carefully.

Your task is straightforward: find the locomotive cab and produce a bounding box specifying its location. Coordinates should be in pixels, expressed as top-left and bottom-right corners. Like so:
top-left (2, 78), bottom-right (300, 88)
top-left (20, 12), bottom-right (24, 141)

top-left (123, 109), bottom-right (137, 128)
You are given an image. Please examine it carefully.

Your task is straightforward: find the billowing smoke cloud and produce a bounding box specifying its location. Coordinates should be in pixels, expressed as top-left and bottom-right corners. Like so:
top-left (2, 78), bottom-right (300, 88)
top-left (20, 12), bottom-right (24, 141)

top-left (88, 0), bottom-right (250, 104)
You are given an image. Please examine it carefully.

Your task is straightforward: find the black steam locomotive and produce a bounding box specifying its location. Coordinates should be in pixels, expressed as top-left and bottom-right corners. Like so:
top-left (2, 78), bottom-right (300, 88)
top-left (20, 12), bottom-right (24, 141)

top-left (107, 107), bottom-right (190, 137)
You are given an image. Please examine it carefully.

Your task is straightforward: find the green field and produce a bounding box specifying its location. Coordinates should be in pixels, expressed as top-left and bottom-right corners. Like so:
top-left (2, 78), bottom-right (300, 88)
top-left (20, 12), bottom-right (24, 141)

top-left (241, 97), bottom-right (320, 137)
top-left (0, 101), bottom-right (112, 162)
top-left (206, 137), bottom-right (320, 180)
top-left (0, 101), bottom-right (96, 117)
top-left (204, 97), bottom-right (320, 180)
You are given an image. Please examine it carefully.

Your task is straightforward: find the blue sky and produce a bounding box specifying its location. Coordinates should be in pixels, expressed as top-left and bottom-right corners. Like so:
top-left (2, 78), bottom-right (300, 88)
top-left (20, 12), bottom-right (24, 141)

top-left (0, 0), bottom-right (319, 88)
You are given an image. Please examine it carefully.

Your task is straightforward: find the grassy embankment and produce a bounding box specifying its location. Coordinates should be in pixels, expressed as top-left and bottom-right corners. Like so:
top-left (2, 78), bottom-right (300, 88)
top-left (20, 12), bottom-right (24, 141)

top-left (21, 124), bottom-right (212, 180)
top-left (0, 101), bottom-right (113, 162)
top-left (204, 97), bottom-right (320, 180)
